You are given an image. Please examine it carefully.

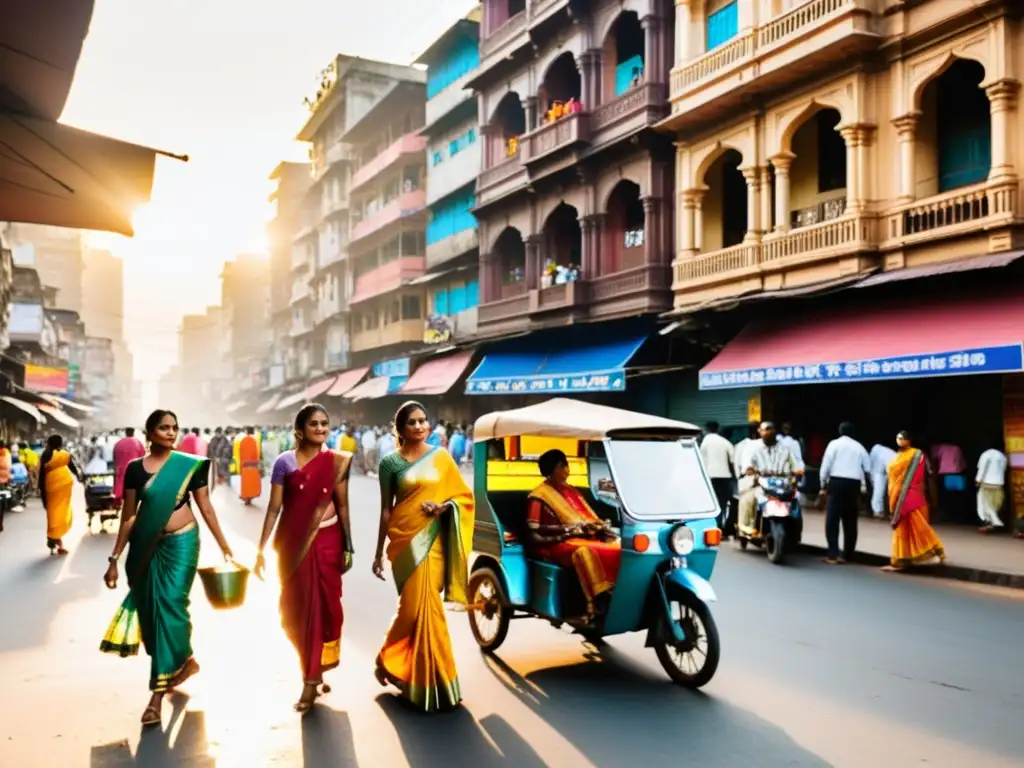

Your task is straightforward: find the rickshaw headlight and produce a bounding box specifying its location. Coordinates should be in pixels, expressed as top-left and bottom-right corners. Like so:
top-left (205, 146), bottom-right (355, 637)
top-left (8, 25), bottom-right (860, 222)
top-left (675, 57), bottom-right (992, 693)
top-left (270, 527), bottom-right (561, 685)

top-left (669, 525), bottom-right (695, 556)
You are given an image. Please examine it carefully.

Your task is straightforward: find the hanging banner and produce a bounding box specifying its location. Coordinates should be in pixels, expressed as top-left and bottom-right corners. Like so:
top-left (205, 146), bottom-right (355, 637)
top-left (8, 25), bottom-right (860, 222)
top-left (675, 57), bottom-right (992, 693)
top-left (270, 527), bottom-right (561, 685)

top-left (25, 364), bottom-right (70, 394)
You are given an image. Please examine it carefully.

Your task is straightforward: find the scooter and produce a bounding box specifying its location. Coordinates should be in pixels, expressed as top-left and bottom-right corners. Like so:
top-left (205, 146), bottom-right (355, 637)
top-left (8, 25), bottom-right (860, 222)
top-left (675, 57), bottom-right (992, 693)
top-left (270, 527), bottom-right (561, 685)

top-left (736, 475), bottom-right (802, 564)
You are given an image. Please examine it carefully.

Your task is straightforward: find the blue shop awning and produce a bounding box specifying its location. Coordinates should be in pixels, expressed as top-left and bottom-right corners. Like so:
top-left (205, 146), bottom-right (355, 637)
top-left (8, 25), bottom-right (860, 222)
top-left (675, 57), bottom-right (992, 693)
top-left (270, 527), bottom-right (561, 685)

top-left (465, 336), bottom-right (648, 395)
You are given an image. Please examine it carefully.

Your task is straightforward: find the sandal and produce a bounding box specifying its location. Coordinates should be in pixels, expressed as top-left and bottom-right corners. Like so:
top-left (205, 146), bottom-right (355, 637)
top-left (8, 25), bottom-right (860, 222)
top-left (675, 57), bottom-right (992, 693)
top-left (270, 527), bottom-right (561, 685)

top-left (294, 683), bottom-right (318, 713)
top-left (169, 658), bottom-right (200, 689)
top-left (141, 705), bottom-right (161, 727)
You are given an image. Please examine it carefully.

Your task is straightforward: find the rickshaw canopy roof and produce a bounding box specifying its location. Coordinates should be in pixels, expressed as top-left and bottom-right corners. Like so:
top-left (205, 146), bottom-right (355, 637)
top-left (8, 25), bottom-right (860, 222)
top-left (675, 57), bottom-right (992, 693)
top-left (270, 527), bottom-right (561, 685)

top-left (473, 398), bottom-right (701, 442)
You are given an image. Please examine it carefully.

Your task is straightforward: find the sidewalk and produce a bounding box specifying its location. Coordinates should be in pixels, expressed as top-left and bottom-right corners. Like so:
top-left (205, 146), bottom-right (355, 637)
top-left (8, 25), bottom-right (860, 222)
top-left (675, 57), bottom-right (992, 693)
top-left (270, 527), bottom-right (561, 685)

top-left (799, 509), bottom-right (1024, 589)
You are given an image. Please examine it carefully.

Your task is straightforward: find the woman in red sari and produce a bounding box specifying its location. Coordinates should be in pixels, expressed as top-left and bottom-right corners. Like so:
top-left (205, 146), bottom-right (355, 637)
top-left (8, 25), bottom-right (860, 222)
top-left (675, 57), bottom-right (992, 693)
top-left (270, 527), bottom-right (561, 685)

top-left (527, 449), bottom-right (621, 618)
top-left (255, 404), bottom-right (354, 712)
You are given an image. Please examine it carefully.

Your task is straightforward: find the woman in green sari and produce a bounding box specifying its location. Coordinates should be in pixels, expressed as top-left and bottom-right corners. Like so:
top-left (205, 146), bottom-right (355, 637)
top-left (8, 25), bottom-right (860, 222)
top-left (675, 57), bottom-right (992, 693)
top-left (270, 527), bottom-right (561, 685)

top-left (101, 409), bottom-right (234, 727)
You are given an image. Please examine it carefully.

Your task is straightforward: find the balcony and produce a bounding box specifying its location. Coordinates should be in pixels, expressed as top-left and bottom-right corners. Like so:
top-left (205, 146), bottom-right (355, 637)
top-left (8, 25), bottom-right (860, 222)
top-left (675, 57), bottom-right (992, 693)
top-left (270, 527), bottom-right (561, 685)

top-left (672, 214), bottom-right (877, 304)
top-left (350, 256), bottom-right (426, 305)
top-left (290, 278), bottom-right (313, 305)
top-left (350, 189), bottom-right (427, 243)
top-left (529, 0), bottom-right (568, 28)
top-left (478, 280), bottom-right (588, 333)
top-left (667, 0), bottom-right (879, 130)
top-left (477, 153), bottom-right (528, 206)
top-left (350, 133), bottom-right (427, 192)
top-left (316, 243), bottom-right (347, 271)
top-left (320, 190), bottom-right (348, 219)
top-left (314, 292), bottom-right (349, 326)
top-left (291, 248), bottom-right (312, 273)
top-left (520, 111), bottom-right (590, 166)
top-left (590, 263), bottom-right (673, 318)
top-left (351, 319), bottom-right (424, 353)
top-left (311, 141), bottom-right (354, 180)
top-left (590, 82), bottom-right (669, 149)
top-left (882, 181), bottom-right (1019, 250)
top-left (480, 11), bottom-right (527, 70)
top-left (426, 228), bottom-right (478, 270)
top-left (290, 315), bottom-right (314, 338)
top-left (426, 71), bottom-right (476, 128)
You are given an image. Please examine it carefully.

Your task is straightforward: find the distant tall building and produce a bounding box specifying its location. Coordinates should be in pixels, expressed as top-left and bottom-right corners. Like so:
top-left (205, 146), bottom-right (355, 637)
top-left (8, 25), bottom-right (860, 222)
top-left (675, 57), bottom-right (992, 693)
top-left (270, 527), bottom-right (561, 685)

top-left (81, 248), bottom-right (134, 416)
top-left (178, 305), bottom-right (226, 422)
top-left (3, 224), bottom-right (84, 313)
top-left (220, 255), bottom-right (270, 399)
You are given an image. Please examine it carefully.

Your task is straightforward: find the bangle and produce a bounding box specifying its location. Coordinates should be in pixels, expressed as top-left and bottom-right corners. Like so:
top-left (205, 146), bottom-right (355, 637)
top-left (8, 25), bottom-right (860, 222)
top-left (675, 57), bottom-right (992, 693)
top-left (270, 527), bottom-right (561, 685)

top-left (108, 556), bottom-right (118, 563)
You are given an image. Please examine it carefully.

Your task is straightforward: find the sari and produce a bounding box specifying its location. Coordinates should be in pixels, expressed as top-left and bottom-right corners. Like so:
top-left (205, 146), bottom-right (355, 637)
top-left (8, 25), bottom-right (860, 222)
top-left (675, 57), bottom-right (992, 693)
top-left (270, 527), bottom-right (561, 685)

top-left (239, 435), bottom-right (261, 501)
top-left (377, 447), bottom-right (474, 712)
top-left (44, 450), bottom-right (75, 544)
top-left (274, 450), bottom-right (352, 684)
top-left (527, 482), bottom-right (621, 609)
top-left (100, 452), bottom-right (208, 692)
top-left (888, 448), bottom-right (946, 567)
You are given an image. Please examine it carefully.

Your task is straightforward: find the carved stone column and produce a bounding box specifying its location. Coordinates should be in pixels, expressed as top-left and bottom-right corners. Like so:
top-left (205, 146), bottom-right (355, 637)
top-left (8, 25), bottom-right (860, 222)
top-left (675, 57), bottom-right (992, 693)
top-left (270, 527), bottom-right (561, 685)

top-left (770, 152), bottom-right (795, 232)
top-left (838, 125), bottom-right (862, 214)
top-left (641, 196), bottom-right (660, 265)
top-left (675, 0), bottom-right (692, 66)
top-left (479, 250), bottom-right (494, 303)
top-left (641, 15), bottom-right (663, 86)
top-left (740, 167), bottom-right (760, 240)
top-left (521, 96), bottom-right (539, 133)
top-left (524, 234), bottom-right (542, 291)
top-left (580, 215), bottom-right (599, 278)
top-left (986, 79), bottom-right (1021, 183)
top-left (892, 113), bottom-right (920, 203)
top-left (758, 166), bottom-right (772, 234)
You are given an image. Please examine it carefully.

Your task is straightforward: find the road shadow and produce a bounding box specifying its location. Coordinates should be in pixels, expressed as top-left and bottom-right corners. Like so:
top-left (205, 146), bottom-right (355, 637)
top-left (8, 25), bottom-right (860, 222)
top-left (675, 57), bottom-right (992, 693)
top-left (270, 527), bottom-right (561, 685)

top-left (300, 706), bottom-right (358, 767)
top-left (377, 693), bottom-right (546, 767)
top-left (483, 647), bottom-right (830, 768)
top-left (89, 694), bottom-right (214, 767)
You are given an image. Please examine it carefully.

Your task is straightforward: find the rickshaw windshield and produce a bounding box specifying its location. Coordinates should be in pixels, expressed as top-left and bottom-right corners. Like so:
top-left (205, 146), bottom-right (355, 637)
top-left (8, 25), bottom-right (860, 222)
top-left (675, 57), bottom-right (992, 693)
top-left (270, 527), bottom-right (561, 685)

top-left (605, 438), bottom-right (718, 520)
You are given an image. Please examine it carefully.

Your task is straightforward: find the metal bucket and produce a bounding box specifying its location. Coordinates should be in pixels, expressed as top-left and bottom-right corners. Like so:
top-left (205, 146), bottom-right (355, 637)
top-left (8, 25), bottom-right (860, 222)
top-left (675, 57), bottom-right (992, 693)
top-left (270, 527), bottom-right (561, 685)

top-left (198, 563), bottom-right (250, 610)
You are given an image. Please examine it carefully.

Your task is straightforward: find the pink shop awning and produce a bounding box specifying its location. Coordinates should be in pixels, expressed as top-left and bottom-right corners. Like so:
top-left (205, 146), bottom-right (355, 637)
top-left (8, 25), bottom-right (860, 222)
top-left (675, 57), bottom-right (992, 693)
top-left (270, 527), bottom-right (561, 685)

top-left (304, 376), bottom-right (338, 401)
top-left (255, 394), bottom-right (281, 414)
top-left (699, 285), bottom-right (1024, 390)
top-left (327, 367), bottom-right (370, 397)
top-left (400, 351), bottom-right (474, 396)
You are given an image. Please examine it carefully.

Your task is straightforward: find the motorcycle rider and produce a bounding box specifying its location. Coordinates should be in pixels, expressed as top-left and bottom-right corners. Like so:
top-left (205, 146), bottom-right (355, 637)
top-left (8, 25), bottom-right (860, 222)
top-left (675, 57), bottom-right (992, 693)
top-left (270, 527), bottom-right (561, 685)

top-left (740, 421), bottom-right (804, 531)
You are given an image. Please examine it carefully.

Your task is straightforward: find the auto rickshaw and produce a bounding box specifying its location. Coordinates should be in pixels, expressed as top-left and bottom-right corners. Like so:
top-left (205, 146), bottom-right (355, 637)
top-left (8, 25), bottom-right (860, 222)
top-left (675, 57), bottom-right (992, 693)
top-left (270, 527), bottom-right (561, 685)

top-left (466, 398), bottom-right (723, 688)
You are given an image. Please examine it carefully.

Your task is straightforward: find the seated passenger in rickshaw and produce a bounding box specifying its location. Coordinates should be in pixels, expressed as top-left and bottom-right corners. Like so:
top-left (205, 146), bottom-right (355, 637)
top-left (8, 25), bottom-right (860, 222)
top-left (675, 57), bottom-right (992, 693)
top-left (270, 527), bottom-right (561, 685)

top-left (526, 449), bottom-right (621, 618)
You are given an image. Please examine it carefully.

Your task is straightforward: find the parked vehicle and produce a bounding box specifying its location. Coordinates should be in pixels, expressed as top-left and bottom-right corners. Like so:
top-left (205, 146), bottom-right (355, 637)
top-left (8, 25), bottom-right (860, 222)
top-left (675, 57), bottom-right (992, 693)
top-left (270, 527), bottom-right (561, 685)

top-left (466, 399), bottom-right (724, 689)
top-left (84, 472), bottom-right (119, 530)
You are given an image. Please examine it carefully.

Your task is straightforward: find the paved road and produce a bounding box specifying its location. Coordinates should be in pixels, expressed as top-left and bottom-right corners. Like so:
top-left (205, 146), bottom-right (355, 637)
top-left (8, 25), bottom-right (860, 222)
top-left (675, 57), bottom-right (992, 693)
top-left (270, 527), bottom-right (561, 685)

top-left (1, 474), bottom-right (1022, 767)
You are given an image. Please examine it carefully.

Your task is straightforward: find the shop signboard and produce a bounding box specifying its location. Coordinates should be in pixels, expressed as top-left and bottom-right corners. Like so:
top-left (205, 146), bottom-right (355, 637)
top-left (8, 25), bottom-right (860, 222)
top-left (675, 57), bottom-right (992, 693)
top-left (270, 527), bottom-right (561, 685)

top-left (466, 370), bottom-right (626, 395)
top-left (373, 358), bottom-right (410, 379)
top-left (700, 344), bottom-right (1024, 390)
top-left (25, 364), bottom-right (69, 394)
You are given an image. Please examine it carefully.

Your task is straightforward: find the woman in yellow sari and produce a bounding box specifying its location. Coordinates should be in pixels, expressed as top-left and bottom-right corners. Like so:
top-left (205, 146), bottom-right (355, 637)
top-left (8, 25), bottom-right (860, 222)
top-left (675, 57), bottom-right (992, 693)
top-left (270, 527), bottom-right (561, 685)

top-left (884, 430), bottom-right (946, 571)
top-left (372, 401), bottom-right (474, 712)
top-left (39, 434), bottom-right (80, 555)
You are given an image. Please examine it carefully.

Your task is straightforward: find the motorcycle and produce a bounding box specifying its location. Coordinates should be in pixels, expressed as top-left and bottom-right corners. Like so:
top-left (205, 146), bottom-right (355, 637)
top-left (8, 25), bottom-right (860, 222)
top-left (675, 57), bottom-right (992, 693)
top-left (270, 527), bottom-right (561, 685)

top-left (736, 475), bottom-right (802, 564)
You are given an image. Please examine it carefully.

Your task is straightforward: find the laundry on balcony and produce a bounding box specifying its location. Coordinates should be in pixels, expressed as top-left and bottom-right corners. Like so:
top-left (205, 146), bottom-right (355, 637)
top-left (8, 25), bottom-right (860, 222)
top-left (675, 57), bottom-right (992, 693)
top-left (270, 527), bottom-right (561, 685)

top-left (465, 334), bottom-right (649, 395)
top-left (698, 285), bottom-right (1024, 390)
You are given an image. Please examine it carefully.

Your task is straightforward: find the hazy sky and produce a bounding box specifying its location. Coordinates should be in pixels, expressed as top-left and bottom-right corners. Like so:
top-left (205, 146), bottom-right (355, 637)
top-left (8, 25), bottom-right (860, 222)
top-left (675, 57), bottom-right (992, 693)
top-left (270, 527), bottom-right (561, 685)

top-left (61, 0), bottom-right (474, 382)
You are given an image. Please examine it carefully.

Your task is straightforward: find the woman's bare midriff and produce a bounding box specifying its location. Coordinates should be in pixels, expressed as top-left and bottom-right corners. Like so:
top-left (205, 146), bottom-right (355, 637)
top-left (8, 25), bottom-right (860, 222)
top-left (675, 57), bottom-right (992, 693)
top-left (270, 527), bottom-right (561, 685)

top-left (165, 504), bottom-right (197, 533)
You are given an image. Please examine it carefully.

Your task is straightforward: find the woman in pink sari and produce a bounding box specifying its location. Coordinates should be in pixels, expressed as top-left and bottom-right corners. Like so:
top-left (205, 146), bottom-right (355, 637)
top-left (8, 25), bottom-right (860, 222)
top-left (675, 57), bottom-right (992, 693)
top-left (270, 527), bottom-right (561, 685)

top-left (255, 404), bottom-right (354, 712)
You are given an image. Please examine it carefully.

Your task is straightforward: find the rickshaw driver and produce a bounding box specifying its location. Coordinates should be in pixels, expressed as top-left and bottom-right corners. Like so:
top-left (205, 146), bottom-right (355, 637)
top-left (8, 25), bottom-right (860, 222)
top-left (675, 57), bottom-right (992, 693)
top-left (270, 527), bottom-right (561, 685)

top-left (741, 421), bottom-right (804, 529)
top-left (526, 449), bottom-right (622, 619)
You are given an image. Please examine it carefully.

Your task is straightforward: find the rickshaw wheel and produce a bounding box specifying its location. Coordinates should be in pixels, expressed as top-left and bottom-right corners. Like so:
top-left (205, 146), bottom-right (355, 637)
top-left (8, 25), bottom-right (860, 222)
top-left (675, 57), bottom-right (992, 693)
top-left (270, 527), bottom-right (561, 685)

top-left (654, 589), bottom-right (720, 689)
top-left (467, 567), bottom-right (510, 653)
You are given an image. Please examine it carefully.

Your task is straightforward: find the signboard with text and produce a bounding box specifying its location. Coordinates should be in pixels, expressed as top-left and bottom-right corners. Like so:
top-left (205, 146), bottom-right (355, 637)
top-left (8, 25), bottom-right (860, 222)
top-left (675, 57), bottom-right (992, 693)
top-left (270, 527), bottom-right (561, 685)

top-left (699, 344), bottom-right (1024, 390)
top-left (466, 369), bottom-right (626, 395)
top-left (25, 364), bottom-right (69, 394)
top-left (373, 358), bottom-right (410, 378)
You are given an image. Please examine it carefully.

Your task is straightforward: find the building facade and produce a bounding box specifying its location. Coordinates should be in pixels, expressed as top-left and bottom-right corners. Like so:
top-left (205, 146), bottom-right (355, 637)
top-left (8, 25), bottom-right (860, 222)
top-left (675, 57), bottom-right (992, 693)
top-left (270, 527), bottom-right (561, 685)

top-left (81, 248), bottom-right (134, 419)
top-left (342, 69), bottom-right (429, 366)
top-left (3, 224), bottom-right (85, 313)
top-left (268, 162), bottom-right (311, 389)
top-left (664, 0), bottom-right (1022, 307)
top-left (418, 10), bottom-right (483, 347)
top-left (470, 0), bottom-right (677, 338)
top-left (220, 255), bottom-right (270, 399)
top-left (292, 56), bottom-right (423, 383)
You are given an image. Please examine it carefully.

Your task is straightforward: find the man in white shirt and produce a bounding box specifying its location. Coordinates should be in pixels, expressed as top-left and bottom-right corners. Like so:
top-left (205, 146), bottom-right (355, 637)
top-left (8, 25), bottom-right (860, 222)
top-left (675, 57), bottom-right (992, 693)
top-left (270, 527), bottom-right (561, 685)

top-left (778, 421), bottom-right (804, 465)
top-left (701, 421), bottom-right (735, 533)
top-left (869, 442), bottom-right (897, 519)
top-left (820, 422), bottom-right (871, 564)
top-left (741, 422), bottom-right (804, 532)
top-left (975, 439), bottom-right (1008, 531)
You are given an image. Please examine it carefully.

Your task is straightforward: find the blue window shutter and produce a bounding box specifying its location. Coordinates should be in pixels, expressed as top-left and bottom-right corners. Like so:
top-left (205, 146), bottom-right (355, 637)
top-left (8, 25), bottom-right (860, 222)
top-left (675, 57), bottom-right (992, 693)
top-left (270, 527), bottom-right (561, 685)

top-left (465, 279), bottom-right (479, 309)
top-left (939, 124), bottom-right (991, 191)
top-left (706, 2), bottom-right (738, 51)
top-left (615, 55), bottom-right (644, 96)
top-left (449, 284), bottom-right (467, 314)
top-left (434, 289), bottom-right (448, 315)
